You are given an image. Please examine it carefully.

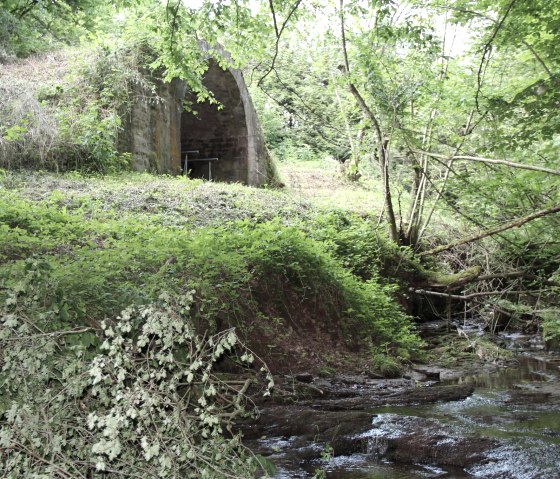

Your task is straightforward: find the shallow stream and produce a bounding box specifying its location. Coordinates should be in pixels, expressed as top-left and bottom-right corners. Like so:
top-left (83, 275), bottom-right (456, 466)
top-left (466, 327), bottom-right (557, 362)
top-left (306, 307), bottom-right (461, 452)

top-left (254, 355), bottom-right (560, 478)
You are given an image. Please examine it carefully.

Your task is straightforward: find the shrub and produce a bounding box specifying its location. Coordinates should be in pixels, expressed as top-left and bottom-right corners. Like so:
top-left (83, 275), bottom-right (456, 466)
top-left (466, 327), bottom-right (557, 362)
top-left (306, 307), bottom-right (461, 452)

top-left (0, 45), bottom-right (148, 173)
top-left (0, 264), bottom-right (272, 478)
top-left (311, 211), bottom-right (387, 280)
top-left (371, 350), bottom-right (403, 378)
top-left (272, 138), bottom-right (319, 163)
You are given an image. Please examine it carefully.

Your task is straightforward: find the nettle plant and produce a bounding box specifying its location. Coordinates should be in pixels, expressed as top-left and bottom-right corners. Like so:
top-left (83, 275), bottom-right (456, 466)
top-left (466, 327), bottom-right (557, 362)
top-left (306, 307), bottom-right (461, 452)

top-left (0, 263), bottom-right (272, 478)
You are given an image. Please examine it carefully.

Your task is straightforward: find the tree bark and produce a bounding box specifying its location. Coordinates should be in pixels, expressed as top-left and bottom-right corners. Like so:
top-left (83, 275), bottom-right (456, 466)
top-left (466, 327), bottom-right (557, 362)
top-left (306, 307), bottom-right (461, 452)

top-left (339, 0), bottom-right (399, 242)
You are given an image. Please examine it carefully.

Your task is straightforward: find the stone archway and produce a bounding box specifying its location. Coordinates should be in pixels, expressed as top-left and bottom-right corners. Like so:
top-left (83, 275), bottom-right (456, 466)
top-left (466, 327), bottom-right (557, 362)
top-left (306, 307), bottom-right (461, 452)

top-left (121, 55), bottom-right (277, 186)
top-left (180, 61), bottom-right (249, 183)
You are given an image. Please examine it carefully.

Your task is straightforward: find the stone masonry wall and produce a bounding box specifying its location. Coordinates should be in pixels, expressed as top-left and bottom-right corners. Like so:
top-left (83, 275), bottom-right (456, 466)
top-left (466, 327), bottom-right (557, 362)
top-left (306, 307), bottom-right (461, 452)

top-left (123, 78), bottom-right (185, 174)
top-left (121, 58), bottom-right (275, 186)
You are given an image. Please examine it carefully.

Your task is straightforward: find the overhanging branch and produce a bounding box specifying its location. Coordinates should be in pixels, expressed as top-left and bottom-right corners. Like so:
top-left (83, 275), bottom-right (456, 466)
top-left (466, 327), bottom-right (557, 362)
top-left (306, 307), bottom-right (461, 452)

top-left (421, 205), bottom-right (560, 256)
top-left (413, 150), bottom-right (560, 176)
top-left (475, 0), bottom-right (518, 111)
top-left (258, 0), bottom-right (303, 86)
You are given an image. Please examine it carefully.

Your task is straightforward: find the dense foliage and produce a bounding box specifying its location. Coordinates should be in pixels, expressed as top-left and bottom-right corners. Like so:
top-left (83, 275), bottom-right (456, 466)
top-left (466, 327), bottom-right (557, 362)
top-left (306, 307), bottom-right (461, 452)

top-left (0, 172), bottom-right (421, 477)
top-left (250, 0), bottom-right (559, 344)
top-left (1, 0), bottom-right (559, 476)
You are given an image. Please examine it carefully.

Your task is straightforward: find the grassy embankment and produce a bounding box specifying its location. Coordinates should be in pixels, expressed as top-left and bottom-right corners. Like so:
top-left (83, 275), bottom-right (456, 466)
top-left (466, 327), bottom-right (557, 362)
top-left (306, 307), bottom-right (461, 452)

top-left (1, 164), bottom-right (528, 477)
top-left (0, 167), bottom-right (422, 378)
top-left (0, 165), bottom-right (426, 476)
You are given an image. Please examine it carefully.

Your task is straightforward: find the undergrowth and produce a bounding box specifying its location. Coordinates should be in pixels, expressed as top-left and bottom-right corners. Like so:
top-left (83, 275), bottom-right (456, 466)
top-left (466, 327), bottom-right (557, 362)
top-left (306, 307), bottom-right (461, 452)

top-left (0, 184), bottom-right (419, 350)
top-left (0, 172), bottom-right (422, 477)
top-left (0, 44), bottom-right (152, 173)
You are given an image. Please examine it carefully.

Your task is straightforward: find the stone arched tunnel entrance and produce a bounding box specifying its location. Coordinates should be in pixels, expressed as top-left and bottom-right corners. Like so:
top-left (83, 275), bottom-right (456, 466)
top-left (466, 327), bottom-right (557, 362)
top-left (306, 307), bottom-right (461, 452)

top-left (121, 58), bottom-right (276, 187)
top-left (181, 61), bottom-right (248, 182)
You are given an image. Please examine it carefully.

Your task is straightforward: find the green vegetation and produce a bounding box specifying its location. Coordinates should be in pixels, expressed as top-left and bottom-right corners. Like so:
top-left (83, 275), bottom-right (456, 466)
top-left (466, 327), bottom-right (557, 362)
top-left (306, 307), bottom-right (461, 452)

top-left (0, 172), bottom-right (420, 477)
top-left (0, 173), bottom-right (418, 347)
top-left (371, 350), bottom-right (404, 378)
top-left (1, 0), bottom-right (560, 477)
top-left (1, 47), bottom-right (137, 172)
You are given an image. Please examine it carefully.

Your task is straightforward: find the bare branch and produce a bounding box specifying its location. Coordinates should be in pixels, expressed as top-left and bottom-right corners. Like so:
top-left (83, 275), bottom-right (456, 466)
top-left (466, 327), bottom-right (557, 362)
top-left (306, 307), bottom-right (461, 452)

top-left (421, 205), bottom-right (560, 257)
top-left (257, 0), bottom-right (303, 86)
top-left (475, 0), bottom-right (518, 111)
top-left (477, 271), bottom-right (560, 287)
top-left (414, 150), bottom-right (560, 176)
top-left (269, 0), bottom-right (279, 37)
top-left (410, 288), bottom-right (552, 301)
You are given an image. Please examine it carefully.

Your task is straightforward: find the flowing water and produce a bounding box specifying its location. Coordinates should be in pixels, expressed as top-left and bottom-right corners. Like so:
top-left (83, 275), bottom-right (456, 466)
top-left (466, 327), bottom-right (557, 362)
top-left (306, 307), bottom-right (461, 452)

top-left (255, 354), bottom-right (560, 478)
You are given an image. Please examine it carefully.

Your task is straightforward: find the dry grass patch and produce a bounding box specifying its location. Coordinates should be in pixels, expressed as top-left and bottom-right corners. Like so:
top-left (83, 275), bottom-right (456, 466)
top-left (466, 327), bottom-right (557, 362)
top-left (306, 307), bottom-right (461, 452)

top-left (278, 160), bottom-right (387, 215)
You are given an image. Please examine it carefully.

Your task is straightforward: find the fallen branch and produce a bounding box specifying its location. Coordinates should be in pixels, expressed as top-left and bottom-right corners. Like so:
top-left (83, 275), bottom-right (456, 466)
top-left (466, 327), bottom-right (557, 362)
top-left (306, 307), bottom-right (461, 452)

top-left (413, 150), bottom-right (560, 176)
top-left (1, 327), bottom-right (95, 342)
top-left (477, 271), bottom-right (560, 287)
top-left (410, 288), bottom-right (551, 301)
top-left (420, 205), bottom-right (560, 256)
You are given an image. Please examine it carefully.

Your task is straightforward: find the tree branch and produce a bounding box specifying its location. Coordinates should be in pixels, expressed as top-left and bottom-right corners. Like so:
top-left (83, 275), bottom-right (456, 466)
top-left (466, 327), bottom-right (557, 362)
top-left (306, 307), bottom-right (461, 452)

top-left (520, 39), bottom-right (552, 76)
top-left (166, 0), bottom-right (183, 53)
top-left (416, 110), bottom-right (475, 243)
top-left (413, 150), bottom-right (560, 176)
top-left (269, 0), bottom-right (279, 37)
top-left (435, 5), bottom-right (553, 77)
top-left (410, 288), bottom-right (552, 301)
top-left (13, 0), bottom-right (39, 18)
top-left (477, 271), bottom-right (560, 287)
top-left (338, 0), bottom-right (399, 242)
top-left (475, 0), bottom-right (518, 111)
top-left (339, 1), bottom-right (382, 141)
top-left (420, 205), bottom-right (560, 256)
top-left (258, 0), bottom-right (303, 86)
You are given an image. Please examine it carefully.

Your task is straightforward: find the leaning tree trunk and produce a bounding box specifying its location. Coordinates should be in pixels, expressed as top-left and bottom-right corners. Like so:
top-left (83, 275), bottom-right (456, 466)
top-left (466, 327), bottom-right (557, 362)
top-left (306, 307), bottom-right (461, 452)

top-left (339, 0), bottom-right (399, 242)
top-left (378, 138), bottom-right (399, 243)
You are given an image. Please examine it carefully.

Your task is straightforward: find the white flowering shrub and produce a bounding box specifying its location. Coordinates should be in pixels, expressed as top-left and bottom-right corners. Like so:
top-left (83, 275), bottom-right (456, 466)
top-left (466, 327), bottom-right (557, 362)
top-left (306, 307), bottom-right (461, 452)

top-left (0, 265), bottom-right (273, 478)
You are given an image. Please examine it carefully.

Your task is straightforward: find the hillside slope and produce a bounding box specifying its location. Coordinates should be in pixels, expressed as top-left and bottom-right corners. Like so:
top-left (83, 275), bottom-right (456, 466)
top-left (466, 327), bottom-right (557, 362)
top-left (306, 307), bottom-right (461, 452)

top-left (0, 170), bottom-right (420, 377)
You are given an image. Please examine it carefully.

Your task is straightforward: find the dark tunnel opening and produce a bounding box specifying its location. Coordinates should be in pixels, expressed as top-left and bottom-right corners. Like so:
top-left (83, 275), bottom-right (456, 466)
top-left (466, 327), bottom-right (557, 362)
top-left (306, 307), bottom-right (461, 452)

top-left (180, 61), bottom-right (249, 182)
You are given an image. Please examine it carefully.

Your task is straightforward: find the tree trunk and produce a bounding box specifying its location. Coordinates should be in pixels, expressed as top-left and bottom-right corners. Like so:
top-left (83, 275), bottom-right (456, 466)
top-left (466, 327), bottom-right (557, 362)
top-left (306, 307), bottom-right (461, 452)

top-left (379, 140), bottom-right (399, 243)
top-left (339, 0), bottom-right (399, 242)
